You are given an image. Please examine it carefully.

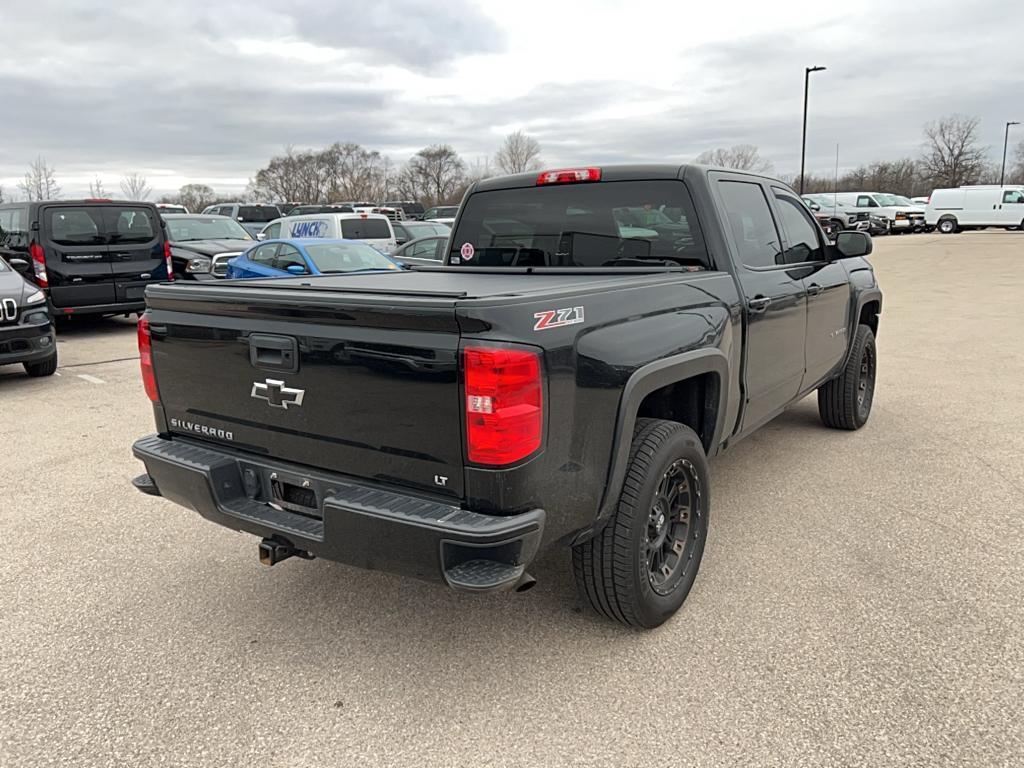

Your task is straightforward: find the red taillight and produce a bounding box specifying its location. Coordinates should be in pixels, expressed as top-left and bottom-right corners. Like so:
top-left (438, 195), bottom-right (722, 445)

top-left (163, 241), bottom-right (174, 282)
top-left (464, 346), bottom-right (543, 466)
top-left (536, 167), bottom-right (601, 186)
top-left (29, 242), bottom-right (48, 288)
top-left (138, 315), bottom-right (159, 402)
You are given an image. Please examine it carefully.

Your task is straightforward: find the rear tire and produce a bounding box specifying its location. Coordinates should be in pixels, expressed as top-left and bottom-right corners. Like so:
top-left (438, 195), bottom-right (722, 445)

top-left (24, 352), bottom-right (58, 377)
top-left (572, 418), bottom-right (710, 629)
top-left (937, 217), bottom-right (958, 234)
top-left (818, 325), bottom-right (876, 430)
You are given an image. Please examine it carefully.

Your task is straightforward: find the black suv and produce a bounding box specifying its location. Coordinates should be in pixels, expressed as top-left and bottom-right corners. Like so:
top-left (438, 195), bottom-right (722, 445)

top-left (0, 256), bottom-right (56, 376)
top-left (0, 200), bottom-right (172, 317)
top-left (384, 200), bottom-right (425, 220)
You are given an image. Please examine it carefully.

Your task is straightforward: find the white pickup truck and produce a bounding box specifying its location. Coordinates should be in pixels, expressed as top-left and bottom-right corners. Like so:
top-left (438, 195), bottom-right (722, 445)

top-left (835, 192), bottom-right (925, 234)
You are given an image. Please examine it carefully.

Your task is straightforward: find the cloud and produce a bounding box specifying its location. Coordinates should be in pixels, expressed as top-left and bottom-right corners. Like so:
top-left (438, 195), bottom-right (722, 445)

top-left (285, 0), bottom-right (505, 71)
top-left (0, 0), bottom-right (1022, 197)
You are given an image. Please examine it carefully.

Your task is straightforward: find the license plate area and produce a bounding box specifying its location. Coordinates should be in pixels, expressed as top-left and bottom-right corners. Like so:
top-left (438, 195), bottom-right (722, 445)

top-left (240, 461), bottom-right (323, 519)
top-left (272, 476), bottom-right (318, 512)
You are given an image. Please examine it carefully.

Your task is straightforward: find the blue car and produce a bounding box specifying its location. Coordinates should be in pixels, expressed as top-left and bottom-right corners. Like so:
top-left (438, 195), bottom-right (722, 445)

top-left (225, 238), bottom-right (403, 279)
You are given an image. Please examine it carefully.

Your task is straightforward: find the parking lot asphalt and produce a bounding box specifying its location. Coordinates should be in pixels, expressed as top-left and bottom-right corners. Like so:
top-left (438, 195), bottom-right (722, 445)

top-left (1, 232), bottom-right (1022, 768)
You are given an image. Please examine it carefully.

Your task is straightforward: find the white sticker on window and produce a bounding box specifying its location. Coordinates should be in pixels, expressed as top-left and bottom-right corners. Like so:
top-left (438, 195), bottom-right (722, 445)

top-left (460, 242), bottom-right (475, 260)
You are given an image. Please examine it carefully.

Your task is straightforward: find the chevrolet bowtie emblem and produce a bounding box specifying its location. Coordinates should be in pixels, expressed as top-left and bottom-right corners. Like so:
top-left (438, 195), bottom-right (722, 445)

top-left (251, 379), bottom-right (305, 409)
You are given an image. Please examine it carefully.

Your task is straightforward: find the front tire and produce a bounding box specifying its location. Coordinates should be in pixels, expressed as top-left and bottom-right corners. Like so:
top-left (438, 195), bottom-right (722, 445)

top-left (937, 217), bottom-right (958, 234)
top-left (24, 352), bottom-right (58, 377)
top-left (573, 418), bottom-right (710, 629)
top-left (818, 325), bottom-right (876, 430)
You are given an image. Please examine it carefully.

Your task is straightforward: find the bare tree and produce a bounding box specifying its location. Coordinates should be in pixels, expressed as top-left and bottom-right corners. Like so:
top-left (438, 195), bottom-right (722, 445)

top-left (88, 177), bottom-right (108, 198)
top-left (494, 131), bottom-right (542, 175)
top-left (178, 183), bottom-right (216, 212)
top-left (372, 156), bottom-right (396, 201)
top-left (120, 172), bottom-right (152, 201)
top-left (695, 145), bottom-right (774, 173)
top-left (19, 156), bottom-right (61, 201)
top-left (919, 115), bottom-right (987, 188)
top-left (1011, 140), bottom-right (1024, 185)
top-left (403, 145), bottom-right (466, 206)
top-left (253, 146), bottom-right (331, 203)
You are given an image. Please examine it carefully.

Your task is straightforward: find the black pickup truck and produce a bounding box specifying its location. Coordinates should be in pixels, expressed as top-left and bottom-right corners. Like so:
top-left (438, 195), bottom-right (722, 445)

top-left (131, 165), bottom-right (882, 628)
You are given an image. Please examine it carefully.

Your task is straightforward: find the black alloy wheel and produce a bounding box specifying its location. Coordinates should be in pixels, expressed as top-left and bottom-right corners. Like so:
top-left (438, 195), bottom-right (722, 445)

top-left (646, 459), bottom-right (703, 596)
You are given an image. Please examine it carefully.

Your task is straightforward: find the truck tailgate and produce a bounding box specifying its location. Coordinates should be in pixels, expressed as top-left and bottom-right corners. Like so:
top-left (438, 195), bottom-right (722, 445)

top-left (145, 281), bottom-right (465, 498)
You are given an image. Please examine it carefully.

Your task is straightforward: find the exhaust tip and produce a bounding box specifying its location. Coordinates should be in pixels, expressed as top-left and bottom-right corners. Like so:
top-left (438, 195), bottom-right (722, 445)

top-left (514, 573), bottom-right (537, 593)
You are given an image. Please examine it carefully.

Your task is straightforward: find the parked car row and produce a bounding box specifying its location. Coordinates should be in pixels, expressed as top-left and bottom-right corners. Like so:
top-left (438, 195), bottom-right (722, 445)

top-left (802, 184), bottom-right (1024, 236)
top-left (803, 192), bottom-right (924, 235)
top-left (170, 211), bottom-right (452, 278)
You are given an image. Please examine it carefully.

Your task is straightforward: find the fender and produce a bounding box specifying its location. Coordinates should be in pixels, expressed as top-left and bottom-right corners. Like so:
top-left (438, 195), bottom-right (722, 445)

top-left (842, 286), bottom-right (883, 368)
top-left (579, 348), bottom-right (731, 542)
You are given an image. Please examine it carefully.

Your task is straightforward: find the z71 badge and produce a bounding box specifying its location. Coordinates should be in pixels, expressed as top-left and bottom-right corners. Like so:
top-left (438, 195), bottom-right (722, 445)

top-left (533, 306), bottom-right (585, 331)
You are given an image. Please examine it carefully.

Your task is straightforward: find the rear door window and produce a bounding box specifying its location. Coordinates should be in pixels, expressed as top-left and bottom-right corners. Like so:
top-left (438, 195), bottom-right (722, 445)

top-left (340, 219), bottom-right (391, 239)
top-left (409, 237), bottom-right (445, 260)
top-left (717, 181), bottom-right (782, 269)
top-left (105, 207), bottom-right (156, 244)
top-left (46, 208), bottom-right (105, 245)
top-left (249, 244), bottom-right (279, 266)
top-left (448, 179), bottom-right (708, 268)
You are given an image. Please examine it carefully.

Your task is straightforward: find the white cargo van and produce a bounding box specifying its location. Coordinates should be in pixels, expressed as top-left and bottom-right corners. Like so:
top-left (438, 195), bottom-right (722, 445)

top-left (925, 186), bottom-right (1024, 233)
top-left (834, 192), bottom-right (925, 233)
top-left (258, 212), bottom-right (398, 254)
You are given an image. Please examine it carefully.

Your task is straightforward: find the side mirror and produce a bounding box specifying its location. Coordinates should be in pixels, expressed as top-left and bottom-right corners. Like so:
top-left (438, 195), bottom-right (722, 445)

top-left (286, 264), bottom-right (308, 275)
top-left (256, 232), bottom-right (267, 241)
top-left (8, 257), bottom-right (30, 274)
top-left (833, 231), bottom-right (873, 258)
top-left (808, 201), bottom-right (820, 211)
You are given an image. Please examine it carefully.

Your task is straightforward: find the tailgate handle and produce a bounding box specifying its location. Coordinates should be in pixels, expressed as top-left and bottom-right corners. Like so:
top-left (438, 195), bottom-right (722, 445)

top-left (249, 334), bottom-right (299, 373)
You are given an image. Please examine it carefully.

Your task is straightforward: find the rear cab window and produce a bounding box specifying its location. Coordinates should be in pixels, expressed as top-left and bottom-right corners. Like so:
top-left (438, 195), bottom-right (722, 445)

top-left (238, 206), bottom-right (281, 223)
top-left (340, 219), bottom-right (392, 239)
top-left (448, 179), bottom-right (709, 269)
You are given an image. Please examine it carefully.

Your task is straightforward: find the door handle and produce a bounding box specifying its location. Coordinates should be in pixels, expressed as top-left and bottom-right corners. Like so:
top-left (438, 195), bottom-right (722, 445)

top-left (249, 333), bottom-right (299, 373)
top-left (806, 283), bottom-right (823, 297)
top-left (748, 296), bottom-right (772, 313)
top-left (111, 252), bottom-right (134, 260)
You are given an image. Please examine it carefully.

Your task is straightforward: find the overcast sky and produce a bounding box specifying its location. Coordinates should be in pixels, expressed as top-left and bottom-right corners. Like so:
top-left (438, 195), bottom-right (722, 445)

top-left (1, 0), bottom-right (1022, 198)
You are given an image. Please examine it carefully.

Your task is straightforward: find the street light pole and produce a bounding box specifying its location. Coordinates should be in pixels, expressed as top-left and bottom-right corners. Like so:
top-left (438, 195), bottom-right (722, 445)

top-left (800, 66), bottom-right (826, 195)
top-left (1000, 121), bottom-right (1019, 187)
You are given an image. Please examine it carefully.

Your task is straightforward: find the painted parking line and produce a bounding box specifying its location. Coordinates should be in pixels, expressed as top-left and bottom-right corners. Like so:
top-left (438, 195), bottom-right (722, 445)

top-left (77, 374), bottom-right (106, 385)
